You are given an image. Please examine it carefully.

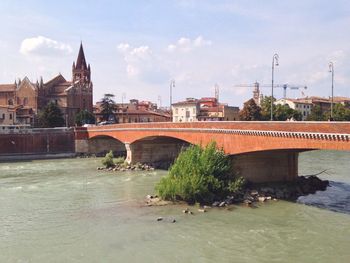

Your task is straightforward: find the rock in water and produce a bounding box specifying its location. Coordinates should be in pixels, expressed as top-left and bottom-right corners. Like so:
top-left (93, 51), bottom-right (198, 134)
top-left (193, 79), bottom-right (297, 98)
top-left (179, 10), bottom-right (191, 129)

top-left (157, 217), bottom-right (163, 221)
top-left (258, 196), bottom-right (266, 202)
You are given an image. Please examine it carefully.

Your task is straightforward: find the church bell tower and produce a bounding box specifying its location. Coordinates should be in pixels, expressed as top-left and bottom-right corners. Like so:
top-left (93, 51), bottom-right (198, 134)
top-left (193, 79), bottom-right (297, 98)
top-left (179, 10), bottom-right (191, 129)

top-left (72, 42), bottom-right (91, 84)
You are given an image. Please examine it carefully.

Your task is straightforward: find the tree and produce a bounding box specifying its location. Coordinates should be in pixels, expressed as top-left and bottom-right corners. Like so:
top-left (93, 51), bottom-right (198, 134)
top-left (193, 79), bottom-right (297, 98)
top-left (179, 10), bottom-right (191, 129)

top-left (307, 105), bottom-right (326, 121)
top-left (38, 102), bottom-right (65, 127)
top-left (75, 110), bottom-right (95, 126)
top-left (274, 104), bottom-right (302, 121)
top-left (260, 96), bottom-right (276, 120)
top-left (100, 94), bottom-right (117, 121)
top-left (324, 103), bottom-right (350, 121)
top-left (239, 99), bottom-right (262, 121)
top-left (156, 142), bottom-right (245, 204)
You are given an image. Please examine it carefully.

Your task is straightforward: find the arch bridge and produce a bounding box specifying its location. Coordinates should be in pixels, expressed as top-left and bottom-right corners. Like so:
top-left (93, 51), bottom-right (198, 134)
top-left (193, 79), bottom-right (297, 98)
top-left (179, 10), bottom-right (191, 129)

top-left (75, 122), bottom-right (350, 182)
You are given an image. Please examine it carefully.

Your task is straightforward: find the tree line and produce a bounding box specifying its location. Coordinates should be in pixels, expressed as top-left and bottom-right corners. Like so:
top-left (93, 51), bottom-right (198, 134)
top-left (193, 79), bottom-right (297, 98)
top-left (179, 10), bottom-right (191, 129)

top-left (239, 96), bottom-right (350, 121)
top-left (37, 94), bottom-right (116, 128)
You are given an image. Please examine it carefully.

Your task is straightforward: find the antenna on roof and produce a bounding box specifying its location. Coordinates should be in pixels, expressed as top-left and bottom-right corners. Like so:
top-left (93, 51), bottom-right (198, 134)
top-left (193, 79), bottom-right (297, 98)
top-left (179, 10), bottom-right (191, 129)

top-left (214, 83), bottom-right (219, 101)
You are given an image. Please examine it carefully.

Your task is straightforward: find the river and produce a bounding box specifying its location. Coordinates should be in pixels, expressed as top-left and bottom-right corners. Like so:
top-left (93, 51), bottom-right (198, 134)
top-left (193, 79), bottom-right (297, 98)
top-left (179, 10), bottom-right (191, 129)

top-left (1, 150), bottom-right (350, 262)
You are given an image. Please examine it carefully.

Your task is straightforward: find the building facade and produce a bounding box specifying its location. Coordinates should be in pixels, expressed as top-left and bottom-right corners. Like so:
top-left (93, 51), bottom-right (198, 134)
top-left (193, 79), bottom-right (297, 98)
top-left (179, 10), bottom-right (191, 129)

top-left (172, 98), bottom-right (200, 122)
top-left (172, 97), bottom-right (239, 122)
top-left (275, 98), bottom-right (312, 120)
top-left (0, 43), bottom-right (93, 127)
top-left (94, 99), bottom-right (171, 124)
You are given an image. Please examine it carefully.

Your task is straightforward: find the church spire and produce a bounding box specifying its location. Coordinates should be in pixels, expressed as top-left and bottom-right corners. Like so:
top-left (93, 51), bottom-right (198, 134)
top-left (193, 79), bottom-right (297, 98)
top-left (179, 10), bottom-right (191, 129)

top-left (75, 42), bottom-right (87, 70)
top-left (72, 42), bottom-right (91, 83)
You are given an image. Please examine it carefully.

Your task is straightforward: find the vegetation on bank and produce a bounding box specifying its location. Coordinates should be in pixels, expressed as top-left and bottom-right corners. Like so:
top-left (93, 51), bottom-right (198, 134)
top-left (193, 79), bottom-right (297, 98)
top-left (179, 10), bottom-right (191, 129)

top-left (101, 150), bottom-right (127, 167)
top-left (155, 142), bottom-right (246, 204)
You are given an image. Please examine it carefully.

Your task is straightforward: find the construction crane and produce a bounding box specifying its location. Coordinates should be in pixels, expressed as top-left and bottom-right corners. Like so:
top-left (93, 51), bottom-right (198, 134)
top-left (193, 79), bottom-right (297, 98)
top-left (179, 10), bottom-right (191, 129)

top-left (234, 82), bottom-right (307, 101)
top-left (275, 84), bottom-right (307, 99)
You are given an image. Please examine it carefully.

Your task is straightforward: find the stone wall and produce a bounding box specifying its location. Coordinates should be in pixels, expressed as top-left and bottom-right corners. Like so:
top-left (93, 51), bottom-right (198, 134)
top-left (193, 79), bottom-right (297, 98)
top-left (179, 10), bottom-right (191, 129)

top-left (0, 128), bottom-right (75, 156)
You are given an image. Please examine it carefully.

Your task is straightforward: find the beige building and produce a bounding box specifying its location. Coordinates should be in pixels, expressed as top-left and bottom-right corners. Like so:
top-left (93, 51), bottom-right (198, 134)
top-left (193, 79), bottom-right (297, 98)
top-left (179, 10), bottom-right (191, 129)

top-left (172, 97), bottom-right (240, 122)
top-left (172, 98), bottom-right (200, 122)
top-left (275, 98), bottom-right (312, 120)
top-left (198, 105), bottom-right (239, 121)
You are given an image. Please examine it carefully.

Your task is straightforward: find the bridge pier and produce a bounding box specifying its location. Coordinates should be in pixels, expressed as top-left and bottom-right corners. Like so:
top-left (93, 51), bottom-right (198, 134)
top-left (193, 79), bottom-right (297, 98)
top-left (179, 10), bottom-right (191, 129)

top-left (75, 139), bottom-right (89, 154)
top-left (231, 150), bottom-right (299, 183)
top-left (126, 137), bottom-right (189, 168)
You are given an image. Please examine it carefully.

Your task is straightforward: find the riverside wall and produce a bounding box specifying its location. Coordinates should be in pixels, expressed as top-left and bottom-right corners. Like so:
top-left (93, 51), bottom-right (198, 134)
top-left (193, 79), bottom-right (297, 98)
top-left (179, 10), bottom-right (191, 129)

top-left (0, 128), bottom-right (75, 158)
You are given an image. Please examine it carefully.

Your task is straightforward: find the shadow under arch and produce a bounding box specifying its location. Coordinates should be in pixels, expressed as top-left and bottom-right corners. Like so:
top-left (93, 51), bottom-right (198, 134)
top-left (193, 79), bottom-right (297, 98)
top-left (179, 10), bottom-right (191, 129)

top-left (88, 135), bottom-right (126, 157)
top-left (128, 136), bottom-right (191, 169)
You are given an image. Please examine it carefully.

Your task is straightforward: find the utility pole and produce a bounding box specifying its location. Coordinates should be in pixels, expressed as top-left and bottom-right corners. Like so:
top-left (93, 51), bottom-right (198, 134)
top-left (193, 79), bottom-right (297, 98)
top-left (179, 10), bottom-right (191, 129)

top-left (170, 79), bottom-right (175, 117)
top-left (329, 62), bottom-right (334, 120)
top-left (122, 93), bottom-right (126, 123)
top-left (271, 53), bottom-right (279, 121)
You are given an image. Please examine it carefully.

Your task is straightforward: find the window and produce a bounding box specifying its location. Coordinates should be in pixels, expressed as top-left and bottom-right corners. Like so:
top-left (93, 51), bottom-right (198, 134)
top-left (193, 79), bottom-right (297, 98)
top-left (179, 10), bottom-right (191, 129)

top-left (2, 113), bottom-right (5, 119)
top-left (23, 97), bottom-right (28, 106)
top-left (175, 108), bottom-right (178, 114)
top-left (192, 108), bottom-right (195, 114)
top-left (9, 113), bottom-right (12, 120)
top-left (186, 111), bottom-right (190, 118)
top-left (8, 99), bottom-right (13, 105)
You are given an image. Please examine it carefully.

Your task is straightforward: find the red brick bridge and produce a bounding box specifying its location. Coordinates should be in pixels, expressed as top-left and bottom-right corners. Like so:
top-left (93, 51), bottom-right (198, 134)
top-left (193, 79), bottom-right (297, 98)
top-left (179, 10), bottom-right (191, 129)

top-left (75, 122), bottom-right (350, 182)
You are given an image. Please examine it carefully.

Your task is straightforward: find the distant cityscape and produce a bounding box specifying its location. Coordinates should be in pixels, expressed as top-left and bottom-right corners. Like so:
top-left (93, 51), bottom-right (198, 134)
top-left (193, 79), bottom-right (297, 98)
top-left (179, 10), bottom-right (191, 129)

top-left (1, 43), bottom-right (349, 128)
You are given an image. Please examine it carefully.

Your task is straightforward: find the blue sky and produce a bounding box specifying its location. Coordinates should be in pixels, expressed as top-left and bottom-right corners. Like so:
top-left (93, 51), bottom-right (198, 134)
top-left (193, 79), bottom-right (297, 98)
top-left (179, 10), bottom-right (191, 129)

top-left (0, 0), bottom-right (350, 107)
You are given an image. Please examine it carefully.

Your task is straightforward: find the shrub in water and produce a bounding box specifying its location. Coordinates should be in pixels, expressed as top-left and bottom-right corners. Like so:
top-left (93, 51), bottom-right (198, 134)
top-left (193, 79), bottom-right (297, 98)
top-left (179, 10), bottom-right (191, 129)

top-left (114, 156), bottom-right (126, 165)
top-left (102, 150), bottom-right (114, 168)
top-left (156, 141), bottom-right (242, 204)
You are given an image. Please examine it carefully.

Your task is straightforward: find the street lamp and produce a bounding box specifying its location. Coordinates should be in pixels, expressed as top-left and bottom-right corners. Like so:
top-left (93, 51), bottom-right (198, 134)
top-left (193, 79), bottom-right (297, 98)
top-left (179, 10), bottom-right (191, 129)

top-left (271, 53), bottom-right (279, 121)
top-left (170, 79), bottom-right (175, 115)
top-left (121, 93), bottom-right (126, 123)
top-left (329, 62), bottom-right (334, 120)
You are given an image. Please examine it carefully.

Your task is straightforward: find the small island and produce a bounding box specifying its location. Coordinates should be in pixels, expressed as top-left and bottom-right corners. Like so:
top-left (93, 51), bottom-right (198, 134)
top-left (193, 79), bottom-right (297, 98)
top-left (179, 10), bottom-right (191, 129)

top-left (98, 142), bottom-right (329, 208)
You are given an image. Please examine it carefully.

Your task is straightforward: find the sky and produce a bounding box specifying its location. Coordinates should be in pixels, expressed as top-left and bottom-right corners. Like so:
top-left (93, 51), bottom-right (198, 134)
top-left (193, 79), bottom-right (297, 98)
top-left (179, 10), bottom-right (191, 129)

top-left (0, 0), bottom-right (350, 107)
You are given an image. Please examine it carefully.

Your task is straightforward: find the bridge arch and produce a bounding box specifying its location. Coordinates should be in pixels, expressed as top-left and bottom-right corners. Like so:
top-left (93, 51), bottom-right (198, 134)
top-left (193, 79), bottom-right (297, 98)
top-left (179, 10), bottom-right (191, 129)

top-left (126, 135), bottom-right (191, 169)
top-left (88, 135), bottom-right (126, 157)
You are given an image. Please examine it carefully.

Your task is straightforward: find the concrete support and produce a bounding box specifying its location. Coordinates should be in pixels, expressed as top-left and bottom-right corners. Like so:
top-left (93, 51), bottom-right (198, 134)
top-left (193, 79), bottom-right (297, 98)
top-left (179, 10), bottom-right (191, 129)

top-left (75, 139), bottom-right (89, 154)
top-left (88, 137), bottom-right (126, 156)
top-left (126, 137), bottom-right (188, 167)
top-left (231, 150), bottom-right (299, 183)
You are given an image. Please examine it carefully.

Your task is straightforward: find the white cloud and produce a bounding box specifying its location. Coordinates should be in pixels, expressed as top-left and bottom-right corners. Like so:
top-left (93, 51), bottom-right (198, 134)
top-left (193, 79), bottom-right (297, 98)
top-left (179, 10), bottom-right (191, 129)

top-left (117, 42), bottom-right (168, 83)
top-left (167, 36), bottom-right (212, 53)
top-left (130, 46), bottom-right (151, 58)
top-left (19, 36), bottom-right (72, 56)
top-left (117, 43), bottom-right (130, 52)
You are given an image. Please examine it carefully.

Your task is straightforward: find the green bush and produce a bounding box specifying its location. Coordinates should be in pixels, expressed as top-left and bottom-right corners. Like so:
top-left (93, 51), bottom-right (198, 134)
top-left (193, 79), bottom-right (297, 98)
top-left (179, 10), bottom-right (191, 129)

top-left (114, 156), bottom-right (126, 165)
top-left (227, 177), bottom-right (246, 193)
top-left (156, 142), bottom-right (243, 204)
top-left (102, 150), bottom-right (114, 168)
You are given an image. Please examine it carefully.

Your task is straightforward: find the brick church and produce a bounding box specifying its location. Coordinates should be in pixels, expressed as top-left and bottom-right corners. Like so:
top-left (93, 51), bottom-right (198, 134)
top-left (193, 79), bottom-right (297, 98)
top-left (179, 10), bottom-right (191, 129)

top-left (0, 43), bottom-right (93, 127)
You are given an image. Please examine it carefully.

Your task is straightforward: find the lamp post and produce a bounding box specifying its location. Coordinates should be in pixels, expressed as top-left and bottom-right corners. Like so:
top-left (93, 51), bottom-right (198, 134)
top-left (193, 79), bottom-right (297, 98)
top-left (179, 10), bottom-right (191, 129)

top-left (170, 79), bottom-right (175, 117)
top-left (271, 53), bottom-right (279, 121)
top-left (329, 62), bottom-right (334, 120)
top-left (121, 93), bottom-right (126, 123)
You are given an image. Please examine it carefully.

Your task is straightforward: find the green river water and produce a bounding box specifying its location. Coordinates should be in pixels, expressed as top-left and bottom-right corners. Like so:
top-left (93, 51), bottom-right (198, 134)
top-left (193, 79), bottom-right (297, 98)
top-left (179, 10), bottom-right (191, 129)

top-left (1, 150), bottom-right (350, 262)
